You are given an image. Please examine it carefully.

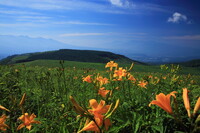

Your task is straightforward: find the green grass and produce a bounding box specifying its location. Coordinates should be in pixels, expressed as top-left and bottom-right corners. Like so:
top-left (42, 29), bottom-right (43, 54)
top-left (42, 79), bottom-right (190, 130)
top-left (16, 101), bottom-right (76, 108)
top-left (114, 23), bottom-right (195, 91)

top-left (0, 61), bottom-right (199, 133)
top-left (16, 59), bottom-right (200, 75)
top-left (11, 55), bottom-right (29, 62)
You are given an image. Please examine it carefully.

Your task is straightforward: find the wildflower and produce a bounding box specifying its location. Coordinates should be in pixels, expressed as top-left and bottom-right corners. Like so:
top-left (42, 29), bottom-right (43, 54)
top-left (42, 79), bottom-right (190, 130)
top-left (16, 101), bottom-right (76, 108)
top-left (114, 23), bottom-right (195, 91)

top-left (17, 113), bottom-right (41, 130)
top-left (128, 74), bottom-right (136, 82)
top-left (80, 117), bottom-right (111, 133)
top-left (88, 99), bottom-right (110, 117)
top-left (96, 76), bottom-right (109, 87)
top-left (183, 88), bottom-right (191, 118)
top-left (149, 91), bottom-right (177, 114)
top-left (98, 87), bottom-right (110, 98)
top-left (80, 119), bottom-right (100, 132)
top-left (0, 114), bottom-right (9, 131)
top-left (80, 99), bottom-right (111, 132)
top-left (115, 87), bottom-right (119, 90)
top-left (113, 67), bottom-right (127, 81)
top-left (73, 76), bottom-right (78, 79)
top-left (83, 75), bottom-right (92, 83)
top-left (148, 75), bottom-right (153, 79)
top-left (105, 61), bottom-right (118, 71)
top-left (138, 80), bottom-right (148, 88)
top-left (193, 97), bottom-right (200, 115)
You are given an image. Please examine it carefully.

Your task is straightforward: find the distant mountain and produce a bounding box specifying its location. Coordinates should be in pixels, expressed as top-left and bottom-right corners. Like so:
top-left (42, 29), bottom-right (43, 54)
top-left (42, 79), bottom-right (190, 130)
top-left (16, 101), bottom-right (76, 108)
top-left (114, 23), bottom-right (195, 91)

top-left (0, 49), bottom-right (145, 65)
top-left (126, 53), bottom-right (200, 65)
top-left (0, 35), bottom-right (88, 57)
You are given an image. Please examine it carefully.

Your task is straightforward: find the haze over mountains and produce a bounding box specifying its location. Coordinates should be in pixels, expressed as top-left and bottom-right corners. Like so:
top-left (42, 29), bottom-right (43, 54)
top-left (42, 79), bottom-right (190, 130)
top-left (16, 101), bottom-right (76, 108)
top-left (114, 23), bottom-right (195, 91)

top-left (0, 35), bottom-right (199, 64)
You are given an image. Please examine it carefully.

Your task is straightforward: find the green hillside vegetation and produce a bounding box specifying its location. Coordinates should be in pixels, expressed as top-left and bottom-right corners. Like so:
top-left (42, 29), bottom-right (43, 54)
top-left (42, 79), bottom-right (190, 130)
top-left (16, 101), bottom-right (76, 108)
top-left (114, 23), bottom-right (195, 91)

top-left (14, 59), bottom-right (200, 75)
top-left (1, 49), bottom-right (199, 75)
top-left (0, 49), bottom-right (144, 65)
top-left (178, 59), bottom-right (200, 67)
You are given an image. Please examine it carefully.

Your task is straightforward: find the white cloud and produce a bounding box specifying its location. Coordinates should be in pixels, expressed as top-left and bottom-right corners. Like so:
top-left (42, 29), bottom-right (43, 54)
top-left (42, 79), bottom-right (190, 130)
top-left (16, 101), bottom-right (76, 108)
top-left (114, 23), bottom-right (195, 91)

top-left (0, 22), bottom-right (47, 27)
top-left (60, 32), bottom-right (147, 37)
top-left (60, 33), bottom-right (108, 37)
top-left (108, 0), bottom-right (133, 8)
top-left (168, 12), bottom-right (187, 23)
top-left (54, 21), bottom-right (113, 26)
top-left (0, 9), bottom-right (40, 15)
top-left (109, 0), bottom-right (123, 7)
top-left (0, 0), bottom-right (170, 15)
top-left (15, 16), bottom-right (52, 22)
top-left (164, 35), bottom-right (200, 40)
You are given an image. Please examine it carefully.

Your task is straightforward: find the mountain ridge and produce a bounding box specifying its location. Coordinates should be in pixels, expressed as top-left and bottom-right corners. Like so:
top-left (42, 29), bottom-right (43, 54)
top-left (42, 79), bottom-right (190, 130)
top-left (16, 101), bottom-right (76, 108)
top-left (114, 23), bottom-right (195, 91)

top-left (0, 49), bottom-right (145, 65)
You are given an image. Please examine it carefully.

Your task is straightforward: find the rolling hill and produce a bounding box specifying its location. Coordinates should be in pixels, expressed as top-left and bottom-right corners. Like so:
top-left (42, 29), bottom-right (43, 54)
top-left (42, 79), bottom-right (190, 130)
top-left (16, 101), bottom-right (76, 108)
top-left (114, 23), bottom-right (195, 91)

top-left (177, 59), bottom-right (200, 67)
top-left (0, 49), bottom-right (144, 65)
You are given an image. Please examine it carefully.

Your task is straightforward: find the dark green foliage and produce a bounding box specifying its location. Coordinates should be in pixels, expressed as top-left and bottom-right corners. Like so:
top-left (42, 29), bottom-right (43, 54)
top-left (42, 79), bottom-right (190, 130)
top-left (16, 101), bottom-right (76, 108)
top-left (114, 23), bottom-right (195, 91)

top-left (0, 49), bottom-right (144, 65)
top-left (178, 59), bottom-right (200, 67)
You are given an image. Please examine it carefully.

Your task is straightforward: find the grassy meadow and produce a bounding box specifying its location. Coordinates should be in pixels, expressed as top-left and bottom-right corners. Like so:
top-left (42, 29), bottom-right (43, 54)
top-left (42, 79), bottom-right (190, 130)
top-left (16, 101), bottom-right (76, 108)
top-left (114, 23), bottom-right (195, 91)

top-left (0, 60), bottom-right (200, 133)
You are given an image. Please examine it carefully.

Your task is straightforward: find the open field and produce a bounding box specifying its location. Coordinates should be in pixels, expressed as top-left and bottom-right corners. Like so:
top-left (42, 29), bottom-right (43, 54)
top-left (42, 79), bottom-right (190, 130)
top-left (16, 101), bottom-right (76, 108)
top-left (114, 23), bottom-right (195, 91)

top-left (0, 61), bottom-right (200, 132)
top-left (16, 59), bottom-right (200, 75)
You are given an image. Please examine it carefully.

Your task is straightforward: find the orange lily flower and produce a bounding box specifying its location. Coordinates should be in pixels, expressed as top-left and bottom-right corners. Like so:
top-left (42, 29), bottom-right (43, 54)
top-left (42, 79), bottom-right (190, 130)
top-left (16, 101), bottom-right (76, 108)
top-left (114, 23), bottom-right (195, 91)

top-left (113, 67), bottom-right (127, 80)
top-left (193, 97), bottom-right (200, 115)
top-left (149, 91), bottom-right (177, 114)
top-left (80, 99), bottom-right (111, 132)
top-left (83, 75), bottom-right (92, 83)
top-left (80, 117), bottom-right (102, 133)
top-left (88, 99), bottom-right (110, 117)
top-left (17, 113), bottom-right (41, 130)
top-left (80, 117), bottom-right (111, 133)
top-left (0, 114), bottom-right (9, 131)
top-left (128, 74), bottom-right (136, 82)
top-left (138, 80), bottom-right (148, 88)
top-left (98, 87), bottom-right (110, 98)
top-left (105, 61), bottom-right (118, 71)
top-left (96, 76), bottom-right (109, 87)
top-left (182, 88), bottom-right (191, 117)
top-left (148, 75), bottom-right (153, 78)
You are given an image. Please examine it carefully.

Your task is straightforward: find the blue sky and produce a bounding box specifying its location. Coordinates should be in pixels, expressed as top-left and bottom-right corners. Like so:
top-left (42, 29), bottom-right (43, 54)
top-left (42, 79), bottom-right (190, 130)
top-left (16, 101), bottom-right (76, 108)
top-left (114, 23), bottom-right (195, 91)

top-left (0, 0), bottom-right (200, 58)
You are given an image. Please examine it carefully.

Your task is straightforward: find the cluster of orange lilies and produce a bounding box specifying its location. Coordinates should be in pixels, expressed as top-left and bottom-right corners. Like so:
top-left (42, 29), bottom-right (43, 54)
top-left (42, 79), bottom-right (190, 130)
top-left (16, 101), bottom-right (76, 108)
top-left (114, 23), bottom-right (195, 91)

top-left (0, 93), bottom-right (41, 131)
top-left (82, 61), bottom-right (148, 98)
top-left (70, 61), bottom-right (124, 132)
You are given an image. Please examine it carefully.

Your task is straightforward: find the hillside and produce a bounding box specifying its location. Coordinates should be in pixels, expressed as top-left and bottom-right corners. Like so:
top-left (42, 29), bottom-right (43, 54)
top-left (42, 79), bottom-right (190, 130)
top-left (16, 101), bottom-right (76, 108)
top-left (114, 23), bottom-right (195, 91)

top-left (177, 59), bottom-right (200, 67)
top-left (0, 49), bottom-right (144, 65)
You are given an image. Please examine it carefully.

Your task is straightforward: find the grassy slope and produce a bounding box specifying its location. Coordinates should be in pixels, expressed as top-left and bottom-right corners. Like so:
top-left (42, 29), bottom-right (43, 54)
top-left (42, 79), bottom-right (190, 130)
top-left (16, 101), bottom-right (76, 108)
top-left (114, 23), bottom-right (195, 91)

top-left (1, 49), bottom-right (143, 65)
top-left (178, 59), bottom-right (200, 67)
top-left (16, 59), bottom-right (200, 75)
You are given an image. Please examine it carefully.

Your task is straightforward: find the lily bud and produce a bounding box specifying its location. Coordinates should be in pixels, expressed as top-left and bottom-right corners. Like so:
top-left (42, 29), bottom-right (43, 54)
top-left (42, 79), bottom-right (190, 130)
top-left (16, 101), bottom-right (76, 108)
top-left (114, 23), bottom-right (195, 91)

top-left (69, 96), bottom-right (85, 115)
top-left (0, 105), bottom-right (10, 112)
top-left (19, 93), bottom-right (26, 107)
